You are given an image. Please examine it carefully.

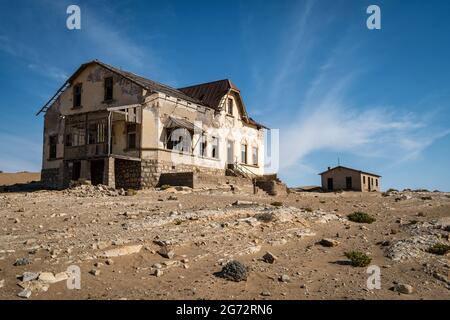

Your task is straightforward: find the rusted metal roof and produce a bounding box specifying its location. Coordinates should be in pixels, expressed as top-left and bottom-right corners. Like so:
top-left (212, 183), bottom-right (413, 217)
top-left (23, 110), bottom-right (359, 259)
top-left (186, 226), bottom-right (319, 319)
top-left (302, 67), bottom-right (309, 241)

top-left (318, 166), bottom-right (381, 177)
top-left (178, 79), bottom-right (239, 110)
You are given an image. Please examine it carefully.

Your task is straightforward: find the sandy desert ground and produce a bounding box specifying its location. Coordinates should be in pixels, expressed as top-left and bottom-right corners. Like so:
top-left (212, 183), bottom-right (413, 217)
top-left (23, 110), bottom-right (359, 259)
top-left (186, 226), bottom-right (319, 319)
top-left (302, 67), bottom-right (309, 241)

top-left (0, 175), bottom-right (449, 300)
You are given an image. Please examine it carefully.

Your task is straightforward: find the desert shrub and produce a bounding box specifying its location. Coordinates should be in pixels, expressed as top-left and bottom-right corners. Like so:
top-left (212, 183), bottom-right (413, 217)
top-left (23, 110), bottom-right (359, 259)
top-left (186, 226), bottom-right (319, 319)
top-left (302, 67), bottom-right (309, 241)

top-left (386, 188), bottom-right (398, 193)
top-left (126, 188), bottom-right (137, 196)
top-left (160, 184), bottom-right (171, 190)
top-left (427, 243), bottom-right (450, 255)
top-left (302, 207), bottom-right (313, 212)
top-left (344, 251), bottom-right (372, 267)
top-left (347, 212), bottom-right (376, 224)
top-left (421, 196), bottom-right (432, 200)
top-left (320, 200), bottom-right (326, 204)
top-left (270, 201), bottom-right (283, 207)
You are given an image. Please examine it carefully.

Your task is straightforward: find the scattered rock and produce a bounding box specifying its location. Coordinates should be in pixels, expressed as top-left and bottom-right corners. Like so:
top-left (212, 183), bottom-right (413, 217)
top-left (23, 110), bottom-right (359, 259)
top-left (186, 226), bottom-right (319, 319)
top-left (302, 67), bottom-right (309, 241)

top-left (214, 260), bottom-right (248, 282)
top-left (38, 272), bottom-right (57, 284)
top-left (17, 288), bottom-right (32, 299)
top-left (262, 251), bottom-right (278, 264)
top-left (105, 259), bottom-right (114, 265)
top-left (89, 269), bottom-right (101, 276)
top-left (319, 238), bottom-right (340, 247)
top-left (99, 245), bottom-right (142, 258)
top-left (393, 283), bottom-right (414, 294)
top-left (14, 257), bottom-right (31, 266)
top-left (157, 246), bottom-right (175, 259)
top-left (168, 195), bottom-right (178, 201)
top-left (21, 272), bottom-right (39, 282)
top-left (279, 274), bottom-right (291, 283)
top-left (154, 269), bottom-right (163, 277)
top-left (260, 291), bottom-right (271, 296)
top-left (0, 279), bottom-right (4, 289)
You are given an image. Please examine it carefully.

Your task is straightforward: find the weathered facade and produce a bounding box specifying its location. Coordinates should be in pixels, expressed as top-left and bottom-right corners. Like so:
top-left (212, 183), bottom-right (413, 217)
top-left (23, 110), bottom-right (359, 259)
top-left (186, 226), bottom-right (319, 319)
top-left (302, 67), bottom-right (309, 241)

top-left (319, 166), bottom-right (381, 192)
top-left (38, 60), bottom-right (267, 189)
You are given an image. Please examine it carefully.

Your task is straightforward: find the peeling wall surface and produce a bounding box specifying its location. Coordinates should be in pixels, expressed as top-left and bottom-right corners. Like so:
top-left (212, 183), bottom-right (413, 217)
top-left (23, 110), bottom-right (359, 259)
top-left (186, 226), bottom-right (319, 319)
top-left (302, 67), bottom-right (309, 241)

top-left (41, 62), bottom-right (266, 189)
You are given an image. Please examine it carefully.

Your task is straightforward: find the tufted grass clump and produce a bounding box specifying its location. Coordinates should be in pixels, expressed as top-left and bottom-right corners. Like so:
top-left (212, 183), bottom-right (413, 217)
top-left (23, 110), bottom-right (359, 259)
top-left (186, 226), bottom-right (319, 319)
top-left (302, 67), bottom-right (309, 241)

top-left (347, 211), bottom-right (376, 224)
top-left (344, 251), bottom-right (372, 267)
top-left (160, 184), bottom-right (171, 190)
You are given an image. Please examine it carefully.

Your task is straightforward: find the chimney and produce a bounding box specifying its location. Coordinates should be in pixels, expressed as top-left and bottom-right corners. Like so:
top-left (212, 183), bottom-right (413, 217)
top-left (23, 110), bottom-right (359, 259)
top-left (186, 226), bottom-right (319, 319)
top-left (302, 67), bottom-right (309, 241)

top-left (327, 167), bottom-right (331, 170)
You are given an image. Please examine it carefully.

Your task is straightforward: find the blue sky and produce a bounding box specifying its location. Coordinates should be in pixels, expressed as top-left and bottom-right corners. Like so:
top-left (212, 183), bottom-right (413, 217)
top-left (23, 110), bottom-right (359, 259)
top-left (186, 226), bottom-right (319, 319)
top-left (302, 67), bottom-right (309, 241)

top-left (1, 0), bottom-right (450, 190)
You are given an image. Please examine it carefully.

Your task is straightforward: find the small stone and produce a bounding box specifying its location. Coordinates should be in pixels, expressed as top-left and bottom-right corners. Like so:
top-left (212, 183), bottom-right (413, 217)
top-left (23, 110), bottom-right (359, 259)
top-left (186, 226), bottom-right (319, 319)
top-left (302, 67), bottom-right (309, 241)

top-left (0, 279), bottom-right (4, 288)
top-left (319, 238), bottom-right (340, 247)
top-left (168, 195), bottom-right (178, 201)
top-left (18, 288), bottom-right (32, 299)
top-left (154, 269), bottom-right (163, 277)
top-left (393, 283), bottom-right (414, 294)
top-left (262, 251), bottom-right (278, 264)
top-left (89, 269), bottom-right (101, 276)
top-left (260, 291), bottom-right (271, 296)
top-left (14, 257), bottom-right (31, 266)
top-left (214, 260), bottom-right (248, 282)
top-left (99, 245), bottom-right (142, 258)
top-left (157, 246), bottom-right (175, 259)
top-left (279, 274), bottom-right (291, 283)
top-left (105, 259), bottom-right (114, 265)
top-left (38, 272), bottom-right (57, 284)
top-left (54, 272), bottom-right (69, 282)
top-left (21, 272), bottom-right (39, 282)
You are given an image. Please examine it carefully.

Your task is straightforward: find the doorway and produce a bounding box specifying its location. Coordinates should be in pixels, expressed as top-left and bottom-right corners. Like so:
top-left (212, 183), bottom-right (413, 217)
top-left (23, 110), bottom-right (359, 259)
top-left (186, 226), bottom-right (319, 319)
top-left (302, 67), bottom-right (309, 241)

top-left (72, 161), bottom-right (81, 181)
top-left (327, 178), bottom-right (333, 191)
top-left (90, 160), bottom-right (104, 185)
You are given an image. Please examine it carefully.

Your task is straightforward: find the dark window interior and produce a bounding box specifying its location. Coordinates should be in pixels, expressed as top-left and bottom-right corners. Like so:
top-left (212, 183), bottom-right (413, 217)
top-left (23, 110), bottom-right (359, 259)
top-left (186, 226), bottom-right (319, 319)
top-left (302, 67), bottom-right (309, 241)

top-left (49, 135), bottom-right (57, 159)
top-left (73, 83), bottom-right (82, 108)
top-left (127, 124), bottom-right (137, 149)
top-left (104, 77), bottom-right (113, 101)
top-left (227, 98), bottom-right (233, 115)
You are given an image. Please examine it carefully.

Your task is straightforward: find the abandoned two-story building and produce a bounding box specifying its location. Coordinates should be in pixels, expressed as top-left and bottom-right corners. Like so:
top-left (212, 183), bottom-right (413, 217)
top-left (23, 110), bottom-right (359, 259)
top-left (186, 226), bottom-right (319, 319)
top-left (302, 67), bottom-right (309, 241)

top-left (37, 60), bottom-right (272, 190)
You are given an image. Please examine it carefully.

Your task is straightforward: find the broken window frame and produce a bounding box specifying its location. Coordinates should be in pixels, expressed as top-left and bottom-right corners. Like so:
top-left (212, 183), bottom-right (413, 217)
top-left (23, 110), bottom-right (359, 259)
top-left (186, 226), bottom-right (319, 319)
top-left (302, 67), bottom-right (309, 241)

top-left (211, 136), bottom-right (219, 159)
top-left (165, 127), bottom-right (193, 154)
top-left (65, 122), bottom-right (86, 147)
top-left (199, 134), bottom-right (207, 157)
top-left (49, 135), bottom-right (57, 160)
top-left (127, 123), bottom-right (137, 150)
top-left (73, 83), bottom-right (82, 108)
top-left (88, 120), bottom-right (107, 145)
top-left (104, 76), bottom-right (113, 101)
top-left (252, 146), bottom-right (258, 166)
top-left (227, 98), bottom-right (233, 115)
top-left (241, 143), bottom-right (247, 164)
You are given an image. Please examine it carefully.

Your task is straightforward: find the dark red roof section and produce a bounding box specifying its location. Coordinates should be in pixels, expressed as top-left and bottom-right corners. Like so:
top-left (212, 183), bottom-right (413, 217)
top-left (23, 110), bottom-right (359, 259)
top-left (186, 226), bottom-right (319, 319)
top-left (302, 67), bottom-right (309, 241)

top-left (318, 166), bottom-right (381, 177)
top-left (178, 79), bottom-right (239, 110)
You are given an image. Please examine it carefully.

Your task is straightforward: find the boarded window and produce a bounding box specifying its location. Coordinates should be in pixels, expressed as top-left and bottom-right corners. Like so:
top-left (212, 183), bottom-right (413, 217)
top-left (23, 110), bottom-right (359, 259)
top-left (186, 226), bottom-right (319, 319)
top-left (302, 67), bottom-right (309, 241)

top-left (73, 83), bottom-right (82, 108)
top-left (241, 144), bottom-right (247, 164)
top-left (88, 121), bottom-right (106, 144)
top-left (104, 77), bottom-right (113, 101)
top-left (227, 98), bottom-right (233, 115)
top-left (127, 124), bottom-right (137, 149)
top-left (211, 137), bottom-right (219, 159)
top-left (252, 146), bottom-right (258, 166)
top-left (49, 135), bottom-right (57, 159)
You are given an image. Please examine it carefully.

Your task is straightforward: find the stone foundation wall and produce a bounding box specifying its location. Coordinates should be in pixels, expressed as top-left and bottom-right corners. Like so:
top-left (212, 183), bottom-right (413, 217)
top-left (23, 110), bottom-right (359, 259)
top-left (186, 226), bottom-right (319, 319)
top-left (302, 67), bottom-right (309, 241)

top-left (159, 172), bottom-right (195, 188)
top-left (255, 180), bottom-right (288, 196)
top-left (41, 168), bottom-right (61, 189)
top-left (115, 159), bottom-right (141, 189)
top-left (140, 159), bottom-right (226, 188)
